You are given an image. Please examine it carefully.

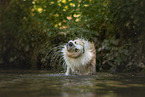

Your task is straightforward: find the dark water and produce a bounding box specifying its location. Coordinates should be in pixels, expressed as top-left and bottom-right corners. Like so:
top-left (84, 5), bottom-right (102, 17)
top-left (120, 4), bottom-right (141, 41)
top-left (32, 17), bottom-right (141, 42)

top-left (0, 72), bottom-right (145, 97)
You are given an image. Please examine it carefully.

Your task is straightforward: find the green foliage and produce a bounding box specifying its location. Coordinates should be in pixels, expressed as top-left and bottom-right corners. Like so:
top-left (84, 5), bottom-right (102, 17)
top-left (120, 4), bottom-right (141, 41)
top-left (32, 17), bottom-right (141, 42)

top-left (0, 0), bottom-right (145, 72)
top-left (110, 0), bottom-right (145, 40)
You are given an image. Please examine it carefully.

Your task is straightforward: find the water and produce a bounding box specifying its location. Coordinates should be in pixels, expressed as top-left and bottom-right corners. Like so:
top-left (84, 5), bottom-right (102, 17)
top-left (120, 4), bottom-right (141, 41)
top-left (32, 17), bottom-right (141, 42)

top-left (0, 72), bottom-right (145, 97)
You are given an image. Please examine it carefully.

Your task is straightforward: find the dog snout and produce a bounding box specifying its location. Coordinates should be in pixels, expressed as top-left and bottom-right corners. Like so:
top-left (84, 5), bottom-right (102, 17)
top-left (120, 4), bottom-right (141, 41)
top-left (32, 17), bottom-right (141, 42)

top-left (68, 42), bottom-right (73, 47)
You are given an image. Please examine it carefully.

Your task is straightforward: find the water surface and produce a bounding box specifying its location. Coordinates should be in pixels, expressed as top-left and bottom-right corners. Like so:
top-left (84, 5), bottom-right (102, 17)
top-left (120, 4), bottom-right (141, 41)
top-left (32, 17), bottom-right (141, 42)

top-left (0, 72), bottom-right (145, 97)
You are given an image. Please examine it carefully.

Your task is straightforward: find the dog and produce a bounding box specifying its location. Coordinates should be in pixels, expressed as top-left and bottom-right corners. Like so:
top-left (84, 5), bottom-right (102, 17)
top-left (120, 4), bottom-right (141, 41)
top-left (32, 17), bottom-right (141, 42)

top-left (61, 38), bottom-right (96, 75)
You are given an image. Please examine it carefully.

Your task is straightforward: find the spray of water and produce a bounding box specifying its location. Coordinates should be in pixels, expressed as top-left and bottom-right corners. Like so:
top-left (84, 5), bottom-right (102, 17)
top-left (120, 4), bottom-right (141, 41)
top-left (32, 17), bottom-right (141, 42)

top-left (45, 45), bottom-right (66, 71)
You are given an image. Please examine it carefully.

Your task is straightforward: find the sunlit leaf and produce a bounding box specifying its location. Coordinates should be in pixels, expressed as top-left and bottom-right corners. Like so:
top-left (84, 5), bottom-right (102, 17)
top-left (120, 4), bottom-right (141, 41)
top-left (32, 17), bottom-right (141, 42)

top-left (37, 8), bottom-right (43, 13)
top-left (61, 0), bottom-right (66, 3)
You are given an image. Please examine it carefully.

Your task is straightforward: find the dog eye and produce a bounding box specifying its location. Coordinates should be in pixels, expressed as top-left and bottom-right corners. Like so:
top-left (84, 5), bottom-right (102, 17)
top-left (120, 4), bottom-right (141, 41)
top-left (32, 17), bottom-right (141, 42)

top-left (75, 48), bottom-right (78, 52)
top-left (74, 41), bottom-right (77, 44)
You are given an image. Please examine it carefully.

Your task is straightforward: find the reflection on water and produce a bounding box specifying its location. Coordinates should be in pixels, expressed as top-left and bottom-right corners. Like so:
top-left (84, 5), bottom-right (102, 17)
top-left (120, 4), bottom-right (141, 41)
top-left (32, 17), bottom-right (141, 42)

top-left (0, 72), bottom-right (145, 97)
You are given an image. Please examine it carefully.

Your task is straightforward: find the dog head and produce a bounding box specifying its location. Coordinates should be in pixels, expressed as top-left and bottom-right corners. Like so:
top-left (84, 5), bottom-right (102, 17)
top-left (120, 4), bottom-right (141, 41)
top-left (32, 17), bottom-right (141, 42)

top-left (65, 39), bottom-right (85, 58)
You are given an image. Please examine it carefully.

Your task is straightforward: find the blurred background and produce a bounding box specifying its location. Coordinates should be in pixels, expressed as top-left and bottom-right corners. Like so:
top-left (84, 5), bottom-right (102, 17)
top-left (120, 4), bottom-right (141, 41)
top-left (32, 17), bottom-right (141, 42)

top-left (0, 0), bottom-right (145, 73)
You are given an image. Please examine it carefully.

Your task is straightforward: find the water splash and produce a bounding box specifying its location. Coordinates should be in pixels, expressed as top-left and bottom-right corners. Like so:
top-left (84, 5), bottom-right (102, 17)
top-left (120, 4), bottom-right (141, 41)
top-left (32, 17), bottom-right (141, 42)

top-left (45, 45), bottom-right (66, 71)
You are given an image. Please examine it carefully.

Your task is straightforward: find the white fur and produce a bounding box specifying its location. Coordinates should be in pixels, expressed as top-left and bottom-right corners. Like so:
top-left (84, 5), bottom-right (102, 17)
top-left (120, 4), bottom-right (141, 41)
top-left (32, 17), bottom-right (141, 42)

top-left (61, 39), bottom-right (94, 75)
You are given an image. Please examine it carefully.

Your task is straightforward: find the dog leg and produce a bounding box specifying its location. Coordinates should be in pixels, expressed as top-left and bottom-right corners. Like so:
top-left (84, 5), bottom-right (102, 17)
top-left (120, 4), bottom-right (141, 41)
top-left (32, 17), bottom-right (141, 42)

top-left (92, 57), bottom-right (96, 74)
top-left (65, 66), bottom-right (71, 75)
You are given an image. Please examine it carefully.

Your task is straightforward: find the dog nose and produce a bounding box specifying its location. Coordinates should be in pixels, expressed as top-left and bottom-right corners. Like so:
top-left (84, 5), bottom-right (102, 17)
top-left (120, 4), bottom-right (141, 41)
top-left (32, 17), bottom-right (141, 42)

top-left (68, 42), bottom-right (73, 47)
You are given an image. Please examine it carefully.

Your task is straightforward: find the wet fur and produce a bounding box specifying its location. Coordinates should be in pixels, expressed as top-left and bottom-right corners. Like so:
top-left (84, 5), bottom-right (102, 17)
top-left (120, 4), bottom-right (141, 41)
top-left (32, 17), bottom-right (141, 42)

top-left (61, 39), bottom-right (96, 75)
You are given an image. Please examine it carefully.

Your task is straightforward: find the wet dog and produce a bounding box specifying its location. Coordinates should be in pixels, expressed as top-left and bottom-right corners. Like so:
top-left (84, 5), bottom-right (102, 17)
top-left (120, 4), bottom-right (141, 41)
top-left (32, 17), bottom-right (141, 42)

top-left (61, 39), bottom-right (96, 75)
